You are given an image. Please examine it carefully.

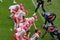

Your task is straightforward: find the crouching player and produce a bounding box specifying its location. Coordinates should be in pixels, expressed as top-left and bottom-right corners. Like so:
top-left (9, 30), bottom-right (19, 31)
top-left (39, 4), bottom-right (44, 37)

top-left (42, 24), bottom-right (58, 40)
top-left (12, 6), bottom-right (28, 30)
top-left (13, 15), bottom-right (38, 40)
top-left (9, 3), bottom-right (20, 18)
top-left (45, 25), bottom-right (60, 40)
top-left (22, 29), bottom-right (41, 40)
top-left (9, 3), bottom-right (25, 18)
top-left (30, 29), bottom-right (41, 40)
top-left (42, 12), bottom-right (56, 25)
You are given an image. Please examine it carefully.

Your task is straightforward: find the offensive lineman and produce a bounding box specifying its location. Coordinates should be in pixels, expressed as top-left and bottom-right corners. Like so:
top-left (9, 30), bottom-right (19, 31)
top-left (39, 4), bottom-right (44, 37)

top-left (13, 15), bottom-right (38, 40)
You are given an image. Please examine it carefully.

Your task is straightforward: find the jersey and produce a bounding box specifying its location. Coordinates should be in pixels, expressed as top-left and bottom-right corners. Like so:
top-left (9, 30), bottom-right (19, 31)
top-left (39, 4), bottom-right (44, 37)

top-left (45, 12), bottom-right (56, 20)
top-left (23, 17), bottom-right (34, 32)
top-left (18, 22), bottom-right (26, 28)
top-left (15, 17), bottom-right (36, 37)
top-left (30, 33), bottom-right (39, 40)
top-left (23, 20), bottom-right (30, 32)
top-left (44, 12), bottom-right (56, 25)
top-left (13, 9), bottom-right (27, 23)
top-left (9, 4), bottom-right (20, 13)
top-left (24, 17), bottom-right (34, 24)
top-left (15, 27), bottom-right (26, 37)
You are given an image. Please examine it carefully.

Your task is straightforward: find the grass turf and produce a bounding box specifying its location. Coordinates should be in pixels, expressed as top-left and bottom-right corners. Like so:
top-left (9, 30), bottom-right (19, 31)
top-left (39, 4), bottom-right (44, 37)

top-left (0, 0), bottom-right (60, 40)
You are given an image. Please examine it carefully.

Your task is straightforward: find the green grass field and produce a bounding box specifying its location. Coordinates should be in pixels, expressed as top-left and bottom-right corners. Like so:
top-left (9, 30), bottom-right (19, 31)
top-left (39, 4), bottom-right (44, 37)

top-left (0, 0), bottom-right (60, 40)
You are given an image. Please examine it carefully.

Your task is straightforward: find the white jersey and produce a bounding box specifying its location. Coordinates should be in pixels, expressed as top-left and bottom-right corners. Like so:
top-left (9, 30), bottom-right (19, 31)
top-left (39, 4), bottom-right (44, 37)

top-left (18, 22), bottom-right (26, 28)
top-left (17, 10), bottom-right (26, 18)
top-left (14, 10), bottom-right (26, 22)
top-left (30, 33), bottom-right (39, 40)
top-left (24, 17), bottom-right (34, 24)
top-left (15, 17), bottom-right (35, 37)
top-left (9, 4), bottom-right (20, 13)
top-left (23, 17), bottom-right (34, 32)
top-left (25, 17), bottom-right (34, 21)
top-left (16, 27), bottom-right (26, 37)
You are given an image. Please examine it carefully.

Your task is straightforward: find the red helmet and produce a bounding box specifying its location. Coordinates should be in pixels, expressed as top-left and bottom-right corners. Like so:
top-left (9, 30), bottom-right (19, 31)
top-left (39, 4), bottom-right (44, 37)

top-left (34, 15), bottom-right (38, 20)
top-left (20, 3), bottom-right (24, 10)
top-left (24, 10), bottom-right (28, 15)
top-left (20, 3), bottom-right (23, 6)
top-left (37, 30), bottom-right (41, 35)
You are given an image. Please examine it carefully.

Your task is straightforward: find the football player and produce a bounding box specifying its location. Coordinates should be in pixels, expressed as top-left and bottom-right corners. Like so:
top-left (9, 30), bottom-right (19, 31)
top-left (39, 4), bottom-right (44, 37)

top-left (30, 29), bottom-right (41, 40)
top-left (42, 12), bottom-right (56, 25)
top-left (12, 6), bottom-right (28, 30)
top-left (13, 15), bottom-right (38, 40)
top-left (34, 0), bottom-right (46, 15)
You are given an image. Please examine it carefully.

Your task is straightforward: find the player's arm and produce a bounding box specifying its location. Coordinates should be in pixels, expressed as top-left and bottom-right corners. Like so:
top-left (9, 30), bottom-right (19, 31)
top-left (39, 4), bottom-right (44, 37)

top-left (33, 22), bottom-right (37, 30)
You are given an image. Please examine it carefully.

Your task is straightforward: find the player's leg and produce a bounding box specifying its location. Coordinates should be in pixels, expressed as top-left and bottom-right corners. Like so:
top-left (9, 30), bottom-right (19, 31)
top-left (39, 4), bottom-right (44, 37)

top-left (14, 18), bottom-right (19, 29)
top-left (35, 2), bottom-right (41, 13)
top-left (57, 33), bottom-right (60, 40)
top-left (41, 1), bottom-right (46, 12)
top-left (57, 30), bottom-right (60, 40)
top-left (49, 32), bottom-right (56, 40)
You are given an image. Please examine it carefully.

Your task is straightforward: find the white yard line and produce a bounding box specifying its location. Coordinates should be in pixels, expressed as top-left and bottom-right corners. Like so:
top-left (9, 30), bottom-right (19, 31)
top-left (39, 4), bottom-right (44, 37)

top-left (32, 0), bottom-right (44, 21)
